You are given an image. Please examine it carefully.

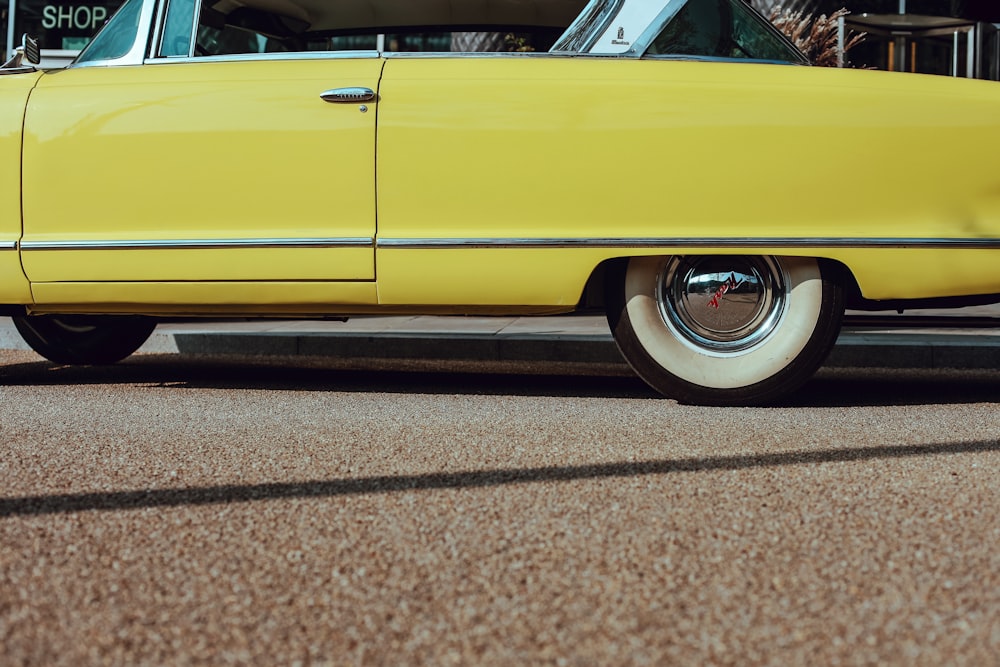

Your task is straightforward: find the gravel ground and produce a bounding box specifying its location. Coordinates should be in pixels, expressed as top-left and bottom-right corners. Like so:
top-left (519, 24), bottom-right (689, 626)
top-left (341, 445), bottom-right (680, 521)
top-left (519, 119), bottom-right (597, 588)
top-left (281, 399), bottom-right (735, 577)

top-left (0, 350), bottom-right (998, 665)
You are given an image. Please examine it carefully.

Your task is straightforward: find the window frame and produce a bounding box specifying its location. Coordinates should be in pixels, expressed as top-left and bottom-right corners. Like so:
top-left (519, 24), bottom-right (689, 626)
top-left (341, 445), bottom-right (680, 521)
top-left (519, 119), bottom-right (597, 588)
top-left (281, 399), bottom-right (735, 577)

top-left (72, 0), bottom-right (159, 67)
top-left (68, 0), bottom-right (807, 68)
top-left (155, 0), bottom-right (199, 57)
top-left (144, 0), bottom-right (609, 63)
top-left (636, 0), bottom-right (809, 64)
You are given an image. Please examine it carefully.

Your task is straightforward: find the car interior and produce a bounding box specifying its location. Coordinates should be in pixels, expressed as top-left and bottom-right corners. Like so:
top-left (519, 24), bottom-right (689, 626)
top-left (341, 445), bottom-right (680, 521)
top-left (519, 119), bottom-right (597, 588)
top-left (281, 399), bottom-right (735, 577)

top-left (182, 0), bottom-right (590, 55)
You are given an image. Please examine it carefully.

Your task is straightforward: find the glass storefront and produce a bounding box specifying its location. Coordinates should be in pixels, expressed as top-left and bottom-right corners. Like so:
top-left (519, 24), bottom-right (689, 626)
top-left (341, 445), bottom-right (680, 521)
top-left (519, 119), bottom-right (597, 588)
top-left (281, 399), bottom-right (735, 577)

top-left (6, 0), bottom-right (123, 64)
top-left (753, 0), bottom-right (1000, 80)
top-left (847, 13), bottom-right (977, 75)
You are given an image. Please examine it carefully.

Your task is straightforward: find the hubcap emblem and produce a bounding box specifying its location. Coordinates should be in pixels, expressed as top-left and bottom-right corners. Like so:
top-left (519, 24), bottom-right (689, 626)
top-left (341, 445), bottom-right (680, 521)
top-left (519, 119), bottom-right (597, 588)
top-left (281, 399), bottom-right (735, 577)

top-left (657, 256), bottom-right (788, 352)
top-left (707, 273), bottom-right (745, 310)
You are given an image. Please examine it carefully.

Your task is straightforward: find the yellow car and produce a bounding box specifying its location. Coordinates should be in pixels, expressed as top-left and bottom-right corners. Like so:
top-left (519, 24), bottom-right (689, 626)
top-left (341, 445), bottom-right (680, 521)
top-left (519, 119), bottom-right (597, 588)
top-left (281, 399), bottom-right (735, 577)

top-left (1, 0), bottom-right (998, 405)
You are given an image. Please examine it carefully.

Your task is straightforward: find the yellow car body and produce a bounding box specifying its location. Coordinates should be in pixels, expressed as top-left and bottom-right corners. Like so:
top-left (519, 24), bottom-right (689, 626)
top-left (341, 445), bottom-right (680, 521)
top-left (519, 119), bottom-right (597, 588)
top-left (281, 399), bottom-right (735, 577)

top-left (1, 0), bottom-right (998, 404)
top-left (6, 56), bottom-right (1000, 313)
top-left (376, 57), bottom-right (1000, 307)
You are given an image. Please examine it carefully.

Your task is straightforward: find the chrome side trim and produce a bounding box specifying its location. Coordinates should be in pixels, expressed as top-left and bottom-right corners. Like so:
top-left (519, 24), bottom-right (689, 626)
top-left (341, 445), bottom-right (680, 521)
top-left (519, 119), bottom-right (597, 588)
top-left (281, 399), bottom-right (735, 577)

top-left (377, 237), bottom-right (1000, 250)
top-left (21, 238), bottom-right (374, 251)
top-left (0, 241), bottom-right (17, 250)
top-left (21, 237), bottom-right (1000, 252)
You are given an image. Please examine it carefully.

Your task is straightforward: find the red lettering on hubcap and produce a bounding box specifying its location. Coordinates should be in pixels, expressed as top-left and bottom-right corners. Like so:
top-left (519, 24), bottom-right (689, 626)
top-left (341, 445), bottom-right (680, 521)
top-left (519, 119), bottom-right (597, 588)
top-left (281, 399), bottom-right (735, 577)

top-left (707, 273), bottom-right (743, 309)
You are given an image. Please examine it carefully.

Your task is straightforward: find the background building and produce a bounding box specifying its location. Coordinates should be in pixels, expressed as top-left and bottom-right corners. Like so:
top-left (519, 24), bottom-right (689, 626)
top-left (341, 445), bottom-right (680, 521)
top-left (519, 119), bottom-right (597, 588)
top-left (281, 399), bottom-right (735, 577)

top-left (5, 0), bottom-right (121, 67)
top-left (754, 0), bottom-right (1000, 78)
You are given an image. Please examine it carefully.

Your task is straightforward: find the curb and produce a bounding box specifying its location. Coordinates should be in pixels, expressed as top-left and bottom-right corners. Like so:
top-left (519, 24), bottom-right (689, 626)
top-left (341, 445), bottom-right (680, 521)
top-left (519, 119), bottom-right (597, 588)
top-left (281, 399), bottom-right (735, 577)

top-left (825, 332), bottom-right (1000, 370)
top-left (168, 330), bottom-right (1000, 371)
top-left (172, 332), bottom-right (625, 364)
top-left (2, 316), bottom-right (998, 371)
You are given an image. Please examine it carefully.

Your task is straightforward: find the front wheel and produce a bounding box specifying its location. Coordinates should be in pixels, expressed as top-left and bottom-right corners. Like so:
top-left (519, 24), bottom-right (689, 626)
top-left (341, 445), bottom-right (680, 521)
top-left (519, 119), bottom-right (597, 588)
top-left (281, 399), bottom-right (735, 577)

top-left (606, 255), bottom-right (844, 406)
top-left (12, 315), bottom-right (157, 366)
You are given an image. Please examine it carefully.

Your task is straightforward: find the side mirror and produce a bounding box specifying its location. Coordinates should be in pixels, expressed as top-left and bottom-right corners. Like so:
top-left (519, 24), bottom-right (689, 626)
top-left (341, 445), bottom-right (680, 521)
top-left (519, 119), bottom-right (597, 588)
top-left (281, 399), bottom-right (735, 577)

top-left (1, 34), bottom-right (40, 71)
top-left (22, 34), bottom-right (40, 65)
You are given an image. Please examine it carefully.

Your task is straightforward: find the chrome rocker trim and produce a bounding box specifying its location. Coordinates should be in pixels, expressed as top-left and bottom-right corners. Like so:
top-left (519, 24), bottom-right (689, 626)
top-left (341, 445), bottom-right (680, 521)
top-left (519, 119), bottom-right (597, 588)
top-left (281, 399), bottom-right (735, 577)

top-left (19, 236), bottom-right (1000, 252)
top-left (377, 237), bottom-right (1000, 250)
top-left (21, 238), bottom-right (374, 251)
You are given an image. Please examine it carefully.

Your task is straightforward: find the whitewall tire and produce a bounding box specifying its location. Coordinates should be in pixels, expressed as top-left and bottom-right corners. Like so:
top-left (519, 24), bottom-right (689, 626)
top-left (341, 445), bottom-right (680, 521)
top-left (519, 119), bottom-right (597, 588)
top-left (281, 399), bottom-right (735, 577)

top-left (607, 255), bottom-right (844, 406)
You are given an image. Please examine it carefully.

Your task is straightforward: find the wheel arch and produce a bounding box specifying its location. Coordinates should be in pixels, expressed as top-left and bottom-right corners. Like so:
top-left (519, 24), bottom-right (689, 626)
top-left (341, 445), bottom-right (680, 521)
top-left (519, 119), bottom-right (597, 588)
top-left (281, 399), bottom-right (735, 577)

top-left (581, 254), bottom-right (854, 313)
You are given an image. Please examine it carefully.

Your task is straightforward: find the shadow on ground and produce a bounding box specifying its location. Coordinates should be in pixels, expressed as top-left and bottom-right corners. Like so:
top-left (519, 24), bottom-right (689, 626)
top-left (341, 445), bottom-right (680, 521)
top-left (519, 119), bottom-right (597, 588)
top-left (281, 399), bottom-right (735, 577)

top-left (0, 353), bottom-right (998, 407)
top-left (1, 438), bottom-right (995, 518)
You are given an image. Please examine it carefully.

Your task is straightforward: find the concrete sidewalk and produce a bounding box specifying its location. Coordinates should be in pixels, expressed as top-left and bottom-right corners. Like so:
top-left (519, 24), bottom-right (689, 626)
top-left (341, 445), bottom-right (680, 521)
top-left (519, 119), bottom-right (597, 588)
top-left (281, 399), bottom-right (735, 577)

top-left (3, 307), bottom-right (999, 370)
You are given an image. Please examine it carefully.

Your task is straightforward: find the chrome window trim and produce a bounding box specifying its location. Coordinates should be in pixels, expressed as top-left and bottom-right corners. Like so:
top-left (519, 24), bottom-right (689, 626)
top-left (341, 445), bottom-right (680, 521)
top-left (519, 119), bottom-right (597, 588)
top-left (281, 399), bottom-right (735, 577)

top-left (589, 0), bottom-right (678, 55)
top-left (376, 237), bottom-right (1000, 250)
top-left (136, 0), bottom-right (629, 64)
top-left (152, 0), bottom-right (201, 58)
top-left (642, 55), bottom-right (804, 65)
top-left (149, 0), bottom-right (168, 59)
top-left (144, 50), bottom-right (382, 65)
top-left (145, 0), bottom-right (601, 63)
top-left (71, 0), bottom-right (159, 68)
top-left (144, 51), bottom-right (576, 65)
top-left (21, 238), bottom-right (374, 251)
top-left (621, 0), bottom-right (687, 57)
top-left (186, 0), bottom-right (200, 58)
top-left (146, 51), bottom-right (554, 66)
top-left (552, 0), bottom-right (625, 54)
top-left (382, 51), bottom-right (576, 60)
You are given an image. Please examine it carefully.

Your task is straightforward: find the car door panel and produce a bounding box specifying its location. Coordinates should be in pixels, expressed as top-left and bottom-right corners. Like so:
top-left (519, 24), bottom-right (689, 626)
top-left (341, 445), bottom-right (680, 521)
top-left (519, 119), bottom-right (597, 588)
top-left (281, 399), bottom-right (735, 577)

top-left (21, 59), bottom-right (381, 288)
top-left (0, 73), bottom-right (41, 304)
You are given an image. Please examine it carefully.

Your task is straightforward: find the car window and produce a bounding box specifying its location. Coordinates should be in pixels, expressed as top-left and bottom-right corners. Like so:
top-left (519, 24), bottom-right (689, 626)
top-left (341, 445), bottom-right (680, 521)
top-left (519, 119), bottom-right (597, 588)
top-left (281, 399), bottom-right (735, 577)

top-left (160, 0), bottom-right (197, 56)
top-left (646, 0), bottom-right (806, 63)
top-left (165, 0), bottom-right (588, 57)
top-left (74, 0), bottom-right (144, 64)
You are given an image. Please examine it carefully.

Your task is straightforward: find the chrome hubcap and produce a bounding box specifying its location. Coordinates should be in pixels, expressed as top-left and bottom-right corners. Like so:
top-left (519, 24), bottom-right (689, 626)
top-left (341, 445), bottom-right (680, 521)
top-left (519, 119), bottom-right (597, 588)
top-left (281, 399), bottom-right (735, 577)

top-left (657, 256), bottom-right (787, 352)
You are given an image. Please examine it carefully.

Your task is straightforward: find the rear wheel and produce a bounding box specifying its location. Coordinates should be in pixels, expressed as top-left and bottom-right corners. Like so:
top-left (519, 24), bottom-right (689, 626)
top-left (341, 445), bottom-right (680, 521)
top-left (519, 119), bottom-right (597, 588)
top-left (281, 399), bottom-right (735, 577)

top-left (12, 315), bottom-right (156, 365)
top-left (606, 255), bottom-right (844, 406)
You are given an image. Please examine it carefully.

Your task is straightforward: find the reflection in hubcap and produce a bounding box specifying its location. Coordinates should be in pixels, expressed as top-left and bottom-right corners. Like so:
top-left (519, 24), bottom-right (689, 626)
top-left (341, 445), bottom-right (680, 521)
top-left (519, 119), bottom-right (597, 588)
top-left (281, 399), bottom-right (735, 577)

top-left (657, 256), bottom-right (787, 352)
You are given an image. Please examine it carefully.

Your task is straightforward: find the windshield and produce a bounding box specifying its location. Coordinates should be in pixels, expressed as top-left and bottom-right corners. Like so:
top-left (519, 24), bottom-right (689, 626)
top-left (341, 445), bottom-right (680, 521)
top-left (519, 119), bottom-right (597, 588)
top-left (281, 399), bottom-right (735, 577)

top-left (74, 0), bottom-right (144, 65)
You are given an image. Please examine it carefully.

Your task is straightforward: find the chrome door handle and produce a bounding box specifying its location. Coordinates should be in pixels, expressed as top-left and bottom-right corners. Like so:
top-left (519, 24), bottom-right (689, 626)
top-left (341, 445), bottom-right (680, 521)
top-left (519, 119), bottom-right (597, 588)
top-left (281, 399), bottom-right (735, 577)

top-left (320, 87), bottom-right (376, 103)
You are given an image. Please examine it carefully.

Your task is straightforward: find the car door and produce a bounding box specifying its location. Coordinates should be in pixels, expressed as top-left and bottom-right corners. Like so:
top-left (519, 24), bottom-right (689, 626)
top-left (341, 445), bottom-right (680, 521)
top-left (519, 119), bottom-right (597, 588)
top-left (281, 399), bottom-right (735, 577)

top-left (20, 55), bottom-right (381, 292)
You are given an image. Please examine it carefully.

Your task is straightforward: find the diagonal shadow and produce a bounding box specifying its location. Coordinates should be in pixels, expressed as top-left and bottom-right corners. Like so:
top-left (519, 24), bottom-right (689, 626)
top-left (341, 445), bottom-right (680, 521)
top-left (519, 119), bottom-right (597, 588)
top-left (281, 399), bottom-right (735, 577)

top-left (1, 440), bottom-right (995, 518)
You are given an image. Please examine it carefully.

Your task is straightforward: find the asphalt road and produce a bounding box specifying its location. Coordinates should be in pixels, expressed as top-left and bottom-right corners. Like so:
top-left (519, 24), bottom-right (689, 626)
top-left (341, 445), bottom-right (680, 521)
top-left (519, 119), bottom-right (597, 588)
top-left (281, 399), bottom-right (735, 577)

top-left (1, 349), bottom-right (998, 666)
